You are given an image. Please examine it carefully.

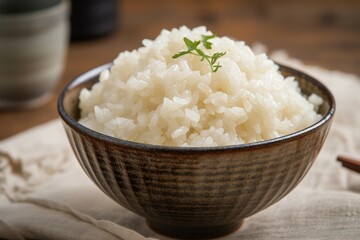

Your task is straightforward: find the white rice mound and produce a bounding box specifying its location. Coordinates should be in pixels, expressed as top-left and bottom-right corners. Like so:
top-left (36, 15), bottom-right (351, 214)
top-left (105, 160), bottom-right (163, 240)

top-left (78, 26), bottom-right (323, 147)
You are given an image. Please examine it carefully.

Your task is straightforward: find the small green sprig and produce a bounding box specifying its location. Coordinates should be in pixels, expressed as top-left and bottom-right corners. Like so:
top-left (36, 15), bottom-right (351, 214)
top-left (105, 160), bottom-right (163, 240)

top-left (172, 34), bottom-right (226, 73)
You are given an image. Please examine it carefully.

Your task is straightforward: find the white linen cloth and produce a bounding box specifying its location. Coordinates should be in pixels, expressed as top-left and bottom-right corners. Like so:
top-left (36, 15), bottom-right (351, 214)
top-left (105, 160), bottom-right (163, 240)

top-left (1, 51), bottom-right (360, 240)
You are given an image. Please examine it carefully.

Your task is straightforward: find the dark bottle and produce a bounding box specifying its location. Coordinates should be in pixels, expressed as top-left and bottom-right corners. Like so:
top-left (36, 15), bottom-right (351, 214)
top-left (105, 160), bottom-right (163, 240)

top-left (70, 0), bottom-right (119, 40)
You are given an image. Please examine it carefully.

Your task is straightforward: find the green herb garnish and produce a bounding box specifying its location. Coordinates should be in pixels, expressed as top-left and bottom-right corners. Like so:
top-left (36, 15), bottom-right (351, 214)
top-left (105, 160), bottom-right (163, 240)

top-left (172, 34), bottom-right (226, 73)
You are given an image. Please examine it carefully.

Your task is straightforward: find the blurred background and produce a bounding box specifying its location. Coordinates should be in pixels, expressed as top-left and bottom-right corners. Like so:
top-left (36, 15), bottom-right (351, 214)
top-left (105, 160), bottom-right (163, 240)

top-left (0, 0), bottom-right (359, 139)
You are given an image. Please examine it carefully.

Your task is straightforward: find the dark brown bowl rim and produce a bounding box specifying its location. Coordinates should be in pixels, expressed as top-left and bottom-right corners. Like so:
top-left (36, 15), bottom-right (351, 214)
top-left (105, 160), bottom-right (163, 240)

top-left (58, 62), bottom-right (335, 153)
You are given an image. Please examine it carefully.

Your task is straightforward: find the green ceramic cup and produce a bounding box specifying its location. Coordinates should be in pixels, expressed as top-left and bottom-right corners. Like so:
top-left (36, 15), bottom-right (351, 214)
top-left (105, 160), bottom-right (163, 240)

top-left (0, 0), bottom-right (69, 109)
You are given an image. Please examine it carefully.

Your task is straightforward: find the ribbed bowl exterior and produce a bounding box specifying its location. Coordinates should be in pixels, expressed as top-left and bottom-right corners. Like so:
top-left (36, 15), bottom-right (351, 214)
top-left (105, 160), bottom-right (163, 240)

top-left (63, 119), bottom-right (331, 225)
top-left (58, 63), bottom-right (335, 238)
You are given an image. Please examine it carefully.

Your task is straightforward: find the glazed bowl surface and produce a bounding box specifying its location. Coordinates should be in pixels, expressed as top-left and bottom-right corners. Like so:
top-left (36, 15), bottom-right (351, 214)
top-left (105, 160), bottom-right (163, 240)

top-left (0, 0), bottom-right (69, 109)
top-left (58, 63), bottom-right (335, 239)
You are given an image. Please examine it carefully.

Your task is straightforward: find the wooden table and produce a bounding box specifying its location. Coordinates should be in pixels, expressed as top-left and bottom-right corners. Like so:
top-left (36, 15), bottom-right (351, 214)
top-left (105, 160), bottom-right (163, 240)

top-left (1, 0), bottom-right (359, 140)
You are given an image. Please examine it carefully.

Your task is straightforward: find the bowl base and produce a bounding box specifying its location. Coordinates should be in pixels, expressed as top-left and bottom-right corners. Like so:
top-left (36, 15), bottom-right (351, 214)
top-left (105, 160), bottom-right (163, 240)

top-left (147, 219), bottom-right (243, 239)
top-left (0, 92), bottom-right (52, 110)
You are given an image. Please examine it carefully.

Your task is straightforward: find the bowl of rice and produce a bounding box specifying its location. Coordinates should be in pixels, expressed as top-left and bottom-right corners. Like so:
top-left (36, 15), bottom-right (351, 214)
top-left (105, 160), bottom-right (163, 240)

top-left (58, 26), bottom-right (335, 238)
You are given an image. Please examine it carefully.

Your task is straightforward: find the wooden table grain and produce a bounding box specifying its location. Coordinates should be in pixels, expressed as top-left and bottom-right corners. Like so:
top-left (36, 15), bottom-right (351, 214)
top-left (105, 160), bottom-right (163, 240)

top-left (0, 0), bottom-right (359, 140)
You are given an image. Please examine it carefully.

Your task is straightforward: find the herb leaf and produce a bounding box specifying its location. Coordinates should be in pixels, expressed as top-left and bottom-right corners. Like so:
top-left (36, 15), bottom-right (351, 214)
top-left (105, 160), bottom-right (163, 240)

top-left (172, 51), bottom-right (190, 58)
top-left (211, 52), bottom-right (226, 65)
top-left (202, 34), bottom-right (216, 49)
top-left (184, 37), bottom-right (201, 51)
top-left (172, 34), bottom-right (226, 73)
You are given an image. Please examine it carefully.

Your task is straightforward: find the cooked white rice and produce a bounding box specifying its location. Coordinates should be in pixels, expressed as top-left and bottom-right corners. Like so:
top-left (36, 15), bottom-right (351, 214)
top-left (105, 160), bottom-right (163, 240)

top-left (78, 26), bottom-right (322, 147)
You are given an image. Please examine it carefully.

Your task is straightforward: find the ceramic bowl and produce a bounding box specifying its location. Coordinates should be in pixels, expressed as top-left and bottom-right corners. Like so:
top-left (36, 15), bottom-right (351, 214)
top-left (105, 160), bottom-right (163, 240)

top-left (0, 0), bottom-right (69, 109)
top-left (58, 63), bottom-right (335, 239)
